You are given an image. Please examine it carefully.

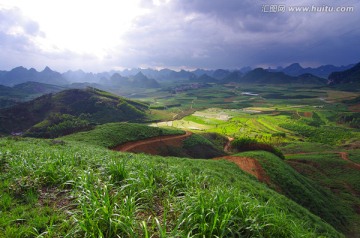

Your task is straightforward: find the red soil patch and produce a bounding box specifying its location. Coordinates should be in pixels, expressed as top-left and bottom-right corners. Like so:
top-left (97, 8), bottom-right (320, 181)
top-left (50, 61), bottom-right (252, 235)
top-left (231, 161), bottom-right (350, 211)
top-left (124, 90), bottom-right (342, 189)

top-left (214, 156), bottom-right (271, 185)
top-left (224, 137), bottom-right (234, 153)
top-left (339, 152), bottom-right (360, 170)
top-left (112, 131), bottom-right (192, 155)
top-left (303, 112), bottom-right (313, 118)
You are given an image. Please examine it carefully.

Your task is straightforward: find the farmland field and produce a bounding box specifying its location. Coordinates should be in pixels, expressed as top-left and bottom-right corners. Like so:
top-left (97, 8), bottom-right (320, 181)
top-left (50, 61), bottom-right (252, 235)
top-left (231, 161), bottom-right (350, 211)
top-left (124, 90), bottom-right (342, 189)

top-left (1, 82), bottom-right (359, 237)
top-left (144, 83), bottom-right (360, 236)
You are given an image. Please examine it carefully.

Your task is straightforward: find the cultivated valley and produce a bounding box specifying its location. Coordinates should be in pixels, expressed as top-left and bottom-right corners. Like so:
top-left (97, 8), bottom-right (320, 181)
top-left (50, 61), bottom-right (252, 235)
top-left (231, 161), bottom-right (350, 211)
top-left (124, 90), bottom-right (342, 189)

top-left (0, 63), bottom-right (359, 237)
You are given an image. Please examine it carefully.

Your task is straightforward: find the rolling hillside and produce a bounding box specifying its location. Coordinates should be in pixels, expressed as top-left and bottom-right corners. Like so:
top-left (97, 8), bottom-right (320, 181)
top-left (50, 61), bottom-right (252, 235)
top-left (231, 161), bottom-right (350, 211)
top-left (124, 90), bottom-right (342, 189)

top-left (0, 82), bottom-right (67, 109)
top-left (0, 88), bottom-right (149, 136)
top-left (63, 123), bottom-right (225, 159)
top-left (0, 136), bottom-right (342, 237)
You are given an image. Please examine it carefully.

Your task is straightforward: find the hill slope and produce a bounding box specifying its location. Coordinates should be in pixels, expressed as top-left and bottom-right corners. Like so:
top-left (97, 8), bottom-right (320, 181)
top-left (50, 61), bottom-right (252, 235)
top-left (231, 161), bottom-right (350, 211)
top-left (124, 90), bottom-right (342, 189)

top-left (0, 137), bottom-right (342, 237)
top-left (232, 151), bottom-right (349, 232)
top-left (0, 88), bottom-right (149, 135)
top-left (0, 82), bottom-right (67, 108)
top-left (63, 123), bottom-right (225, 159)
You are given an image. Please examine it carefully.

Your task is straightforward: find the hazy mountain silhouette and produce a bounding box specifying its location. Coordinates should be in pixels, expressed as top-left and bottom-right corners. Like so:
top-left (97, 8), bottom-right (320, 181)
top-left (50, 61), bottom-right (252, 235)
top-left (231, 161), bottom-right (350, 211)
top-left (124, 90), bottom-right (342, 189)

top-left (271, 63), bottom-right (354, 78)
top-left (0, 66), bottom-right (67, 86)
top-left (329, 62), bottom-right (360, 85)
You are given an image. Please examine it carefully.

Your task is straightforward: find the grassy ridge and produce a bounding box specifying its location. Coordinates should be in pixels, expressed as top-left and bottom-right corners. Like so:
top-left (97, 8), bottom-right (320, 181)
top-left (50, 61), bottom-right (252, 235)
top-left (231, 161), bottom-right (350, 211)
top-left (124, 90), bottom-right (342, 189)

top-left (62, 122), bottom-right (185, 148)
top-left (0, 137), bottom-right (342, 237)
top-left (286, 152), bottom-right (360, 235)
top-left (235, 151), bottom-right (349, 232)
top-left (0, 87), bottom-right (149, 135)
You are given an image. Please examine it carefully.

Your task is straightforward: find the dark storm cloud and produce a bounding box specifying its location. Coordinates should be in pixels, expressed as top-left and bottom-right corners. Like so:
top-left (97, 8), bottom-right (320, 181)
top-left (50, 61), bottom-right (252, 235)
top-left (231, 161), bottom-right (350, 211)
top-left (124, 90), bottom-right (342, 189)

top-left (118, 0), bottom-right (360, 68)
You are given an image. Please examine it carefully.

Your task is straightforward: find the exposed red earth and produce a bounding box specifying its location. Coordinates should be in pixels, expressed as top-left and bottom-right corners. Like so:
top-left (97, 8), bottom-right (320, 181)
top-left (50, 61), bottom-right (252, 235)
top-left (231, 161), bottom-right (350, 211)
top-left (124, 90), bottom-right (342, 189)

top-left (112, 131), bottom-right (192, 155)
top-left (213, 156), bottom-right (272, 185)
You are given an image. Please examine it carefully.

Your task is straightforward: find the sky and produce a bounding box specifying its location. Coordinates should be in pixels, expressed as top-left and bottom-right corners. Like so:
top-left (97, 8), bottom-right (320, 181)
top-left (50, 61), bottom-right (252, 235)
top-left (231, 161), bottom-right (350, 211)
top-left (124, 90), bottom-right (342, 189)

top-left (0, 0), bottom-right (359, 72)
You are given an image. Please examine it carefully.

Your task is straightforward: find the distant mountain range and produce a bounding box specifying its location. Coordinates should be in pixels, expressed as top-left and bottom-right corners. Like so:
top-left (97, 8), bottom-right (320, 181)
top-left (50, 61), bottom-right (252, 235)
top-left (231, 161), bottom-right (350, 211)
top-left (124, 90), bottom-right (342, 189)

top-left (0, 62), bottom-right (358, 89)
top-left (0, 66), bottom-right (67, 86)
top-left (107, 72), bottom-right (159, 88)
top-left (192, 68), bottom-right (327, 85)
top-left (270, 63), bottom-right (354, 78)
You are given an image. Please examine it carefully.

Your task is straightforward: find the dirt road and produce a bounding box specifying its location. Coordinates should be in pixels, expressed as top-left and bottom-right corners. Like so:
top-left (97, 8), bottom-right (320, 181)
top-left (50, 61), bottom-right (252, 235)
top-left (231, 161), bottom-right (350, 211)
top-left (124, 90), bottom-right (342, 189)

top-left (113, 131), bottom-right (192, 152)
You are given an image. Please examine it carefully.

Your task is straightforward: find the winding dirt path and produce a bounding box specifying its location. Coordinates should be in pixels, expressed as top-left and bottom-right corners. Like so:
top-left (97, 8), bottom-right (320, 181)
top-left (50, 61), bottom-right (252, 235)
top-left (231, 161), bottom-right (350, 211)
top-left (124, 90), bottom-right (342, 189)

top-left (286, 151), bottom-right (360, 170)
top-left (112, 131), bottom-right (192, 152)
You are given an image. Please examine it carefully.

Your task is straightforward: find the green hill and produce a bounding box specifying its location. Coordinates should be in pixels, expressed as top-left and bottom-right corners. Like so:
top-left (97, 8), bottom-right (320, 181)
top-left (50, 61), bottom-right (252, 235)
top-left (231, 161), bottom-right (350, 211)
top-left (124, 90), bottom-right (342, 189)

top-left (63, 123), bottom-right (225, 159)
top-left (0, 87), bottom-right (149, 137)
top-left (0, 82), bottom-right (66, 109)
top-left (234, 151), bottom-right (349, 232)
top-left (0, 137), bottom-right (342, 237)
top-left (62, 122), bottom-right (185, 148)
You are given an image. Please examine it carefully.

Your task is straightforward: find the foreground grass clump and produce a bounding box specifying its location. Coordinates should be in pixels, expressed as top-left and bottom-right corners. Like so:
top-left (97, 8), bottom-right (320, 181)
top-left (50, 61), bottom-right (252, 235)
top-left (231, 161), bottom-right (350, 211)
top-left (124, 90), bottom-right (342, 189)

top-left (0, 137), bottom-right (342, 237)
top-left (62, 122), bottom-right (184, 147)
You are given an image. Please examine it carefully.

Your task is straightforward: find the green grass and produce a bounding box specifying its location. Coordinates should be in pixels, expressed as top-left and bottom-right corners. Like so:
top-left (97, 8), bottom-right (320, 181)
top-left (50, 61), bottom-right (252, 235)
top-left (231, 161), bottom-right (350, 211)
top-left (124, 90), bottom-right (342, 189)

top-left (235, 151), bottom-right (350, 232)
top-left (0, 137), bottom-right (343, 237)
top-left (348, 150), bottom-right (360, 163)
top-left (280, 142), bottom-right (335, 154)
top-left (280, 122), bottom-right (355, 145)
top-left (183, 134), bottom-right (213, 148)
top-left (285, 152), bottom-right (360, 236)
top-left (62, 122), bottom-right (184, 148)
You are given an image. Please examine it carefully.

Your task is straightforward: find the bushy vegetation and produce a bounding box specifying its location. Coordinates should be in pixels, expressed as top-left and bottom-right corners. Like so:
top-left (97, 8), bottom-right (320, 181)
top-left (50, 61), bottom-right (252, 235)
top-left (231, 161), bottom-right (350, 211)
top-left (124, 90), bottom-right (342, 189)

top-left (0, 87), bottom-right (150, 134)
top-left (24, 113), bottom-right (92, 138)
top-left (182, 134), bottom-right (225, 159)
top-left (337, 112), bottom-right (360, 128)
top-left (0, 137), bottom-right (342, 237)
top-left (280, 123), bottom-right (353, 144)
top-left (231, 137), bottom-right (285, 159)
top-left (62, 122), bottom-right (184, 148)
top-left (200, 132), bottom-right (229, 151)
top-left (183, 134), bottom-right (213, 148)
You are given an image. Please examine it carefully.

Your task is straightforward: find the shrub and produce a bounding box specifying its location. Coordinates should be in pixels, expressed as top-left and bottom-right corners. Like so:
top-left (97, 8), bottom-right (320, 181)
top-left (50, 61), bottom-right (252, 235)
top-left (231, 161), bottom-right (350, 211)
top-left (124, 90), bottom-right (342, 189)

top-left (231, 137), bottom-right (285, 159)
top-left (24, 113), bottom-right (91, 138)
